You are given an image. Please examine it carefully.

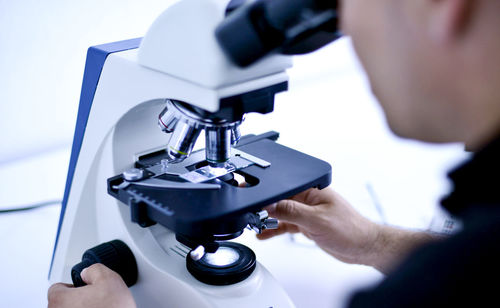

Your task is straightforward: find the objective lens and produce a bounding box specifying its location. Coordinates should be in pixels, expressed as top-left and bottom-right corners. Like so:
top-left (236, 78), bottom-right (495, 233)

top-left (158, 103), bottom-right (179, 133)
top-left (167, 121), bottom-right (202, 163)
top-left (158, 100), bottom-right (244, 165)
top-left (231, 124), bottom-right (241, 146)
top-left (205, 126), bottom-right (232, 166)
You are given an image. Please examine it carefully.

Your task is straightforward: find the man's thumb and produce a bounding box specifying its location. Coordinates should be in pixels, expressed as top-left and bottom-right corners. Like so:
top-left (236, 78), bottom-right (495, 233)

top-left (81, 263), bottom-right (118, 285)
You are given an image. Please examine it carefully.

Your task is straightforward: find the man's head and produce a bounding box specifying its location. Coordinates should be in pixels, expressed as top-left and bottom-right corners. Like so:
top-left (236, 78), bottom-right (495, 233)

top-left (340, 0), bottom-right (500, 149)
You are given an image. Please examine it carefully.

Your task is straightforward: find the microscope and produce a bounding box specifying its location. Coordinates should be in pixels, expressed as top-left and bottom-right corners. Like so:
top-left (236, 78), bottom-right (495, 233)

top-left (49, 0), bottom-right (339, 306)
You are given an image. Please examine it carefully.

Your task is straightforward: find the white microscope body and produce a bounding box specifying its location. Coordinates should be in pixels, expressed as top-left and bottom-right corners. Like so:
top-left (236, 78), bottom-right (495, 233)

top-left (49, 0), bottom-right (296, 307)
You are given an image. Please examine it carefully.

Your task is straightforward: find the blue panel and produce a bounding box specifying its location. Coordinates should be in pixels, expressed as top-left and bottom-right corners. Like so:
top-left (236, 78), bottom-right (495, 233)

top-left (49, 38), bottom-right (142, 276)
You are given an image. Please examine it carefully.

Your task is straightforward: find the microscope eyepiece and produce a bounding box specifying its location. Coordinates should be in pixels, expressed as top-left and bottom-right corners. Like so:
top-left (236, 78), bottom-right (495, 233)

top-left (216, 0), bottom-right (341, 67)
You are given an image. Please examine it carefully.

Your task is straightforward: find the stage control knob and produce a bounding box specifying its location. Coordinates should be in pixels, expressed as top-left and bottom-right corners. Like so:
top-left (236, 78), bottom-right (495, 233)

top-left (71, 240), bottom-right (138, 288)
top-left (248, 210), bottom-right (279, 233)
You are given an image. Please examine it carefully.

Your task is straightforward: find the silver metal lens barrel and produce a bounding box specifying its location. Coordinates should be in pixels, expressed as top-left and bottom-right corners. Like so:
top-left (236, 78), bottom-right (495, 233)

top-left (205, 126), bottom-right (232, 166)
top-left (231, 124), bottom-right (241, 146)
top-left (167, 120), bottom-right (202, 163)
top-left (158, 104), bottom-right (179, 133)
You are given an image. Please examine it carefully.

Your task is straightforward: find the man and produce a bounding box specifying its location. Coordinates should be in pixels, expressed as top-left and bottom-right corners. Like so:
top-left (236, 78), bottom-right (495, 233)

top-left (48, 0), bottom-right (500, 307)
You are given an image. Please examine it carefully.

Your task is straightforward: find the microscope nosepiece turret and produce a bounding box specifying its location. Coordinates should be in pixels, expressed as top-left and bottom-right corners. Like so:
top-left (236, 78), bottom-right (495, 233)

top-left (158, 99), bottom-right (241, 166)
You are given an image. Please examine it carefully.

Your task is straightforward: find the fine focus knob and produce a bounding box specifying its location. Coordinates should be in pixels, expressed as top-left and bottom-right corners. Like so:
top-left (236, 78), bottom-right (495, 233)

top-left (71, 240), bottom-right (138, 288)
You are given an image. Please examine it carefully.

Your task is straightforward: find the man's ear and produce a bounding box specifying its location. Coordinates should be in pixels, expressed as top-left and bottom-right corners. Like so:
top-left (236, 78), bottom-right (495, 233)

top-left (429, 0), bottom-right (473, 43)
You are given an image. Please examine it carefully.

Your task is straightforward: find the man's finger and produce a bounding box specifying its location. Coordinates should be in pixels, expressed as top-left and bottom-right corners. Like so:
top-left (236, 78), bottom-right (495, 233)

top-left (81, 263), bottom-right (119, 285)
top-left (265, 199), bottom-right (316, 228)
top-left (48, 283), bottom-right (74, 305)
top-left (290, 187), bottom-right (336, 205)
top-left (289, 188), bottom-right (317, 204)
top-left (48, 283), bottom-right (74, 297)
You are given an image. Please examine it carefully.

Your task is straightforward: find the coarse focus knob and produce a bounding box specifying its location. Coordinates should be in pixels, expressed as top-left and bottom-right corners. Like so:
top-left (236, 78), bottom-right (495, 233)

top-left (71, 240), bottom-right (138, 288)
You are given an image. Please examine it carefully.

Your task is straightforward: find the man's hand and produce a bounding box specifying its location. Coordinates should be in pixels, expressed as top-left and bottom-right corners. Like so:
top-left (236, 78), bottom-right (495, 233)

top-left (258, 188), bottom-right (438, 273)
top-left (48, 264), bottom-right (137, 308)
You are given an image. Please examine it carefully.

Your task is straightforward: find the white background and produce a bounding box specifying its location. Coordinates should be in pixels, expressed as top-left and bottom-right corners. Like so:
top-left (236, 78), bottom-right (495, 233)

top-left (0, 1), bottom-right (467, 307)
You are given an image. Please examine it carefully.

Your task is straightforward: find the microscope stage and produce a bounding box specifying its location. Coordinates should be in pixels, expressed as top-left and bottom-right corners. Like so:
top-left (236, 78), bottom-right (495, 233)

top-left (108, 132), bottom-right (331, 239)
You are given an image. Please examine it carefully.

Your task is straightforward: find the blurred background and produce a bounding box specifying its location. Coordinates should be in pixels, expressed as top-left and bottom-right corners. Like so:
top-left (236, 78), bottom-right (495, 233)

top-left (0, 0), bottom-right (467, 307)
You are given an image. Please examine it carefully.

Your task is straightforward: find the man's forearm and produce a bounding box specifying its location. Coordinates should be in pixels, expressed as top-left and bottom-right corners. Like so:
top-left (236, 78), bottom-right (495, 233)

top-left (365, 225), bottom-right (441, 274)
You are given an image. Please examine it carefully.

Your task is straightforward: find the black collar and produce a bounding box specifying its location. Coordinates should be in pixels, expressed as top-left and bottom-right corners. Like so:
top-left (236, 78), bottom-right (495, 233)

top-left (441, 136), bottom-right (500, 218)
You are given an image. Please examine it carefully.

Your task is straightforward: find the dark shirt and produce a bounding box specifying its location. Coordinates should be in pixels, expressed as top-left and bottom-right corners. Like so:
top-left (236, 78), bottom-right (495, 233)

top-left (348, 137), bottom-right (500, 307)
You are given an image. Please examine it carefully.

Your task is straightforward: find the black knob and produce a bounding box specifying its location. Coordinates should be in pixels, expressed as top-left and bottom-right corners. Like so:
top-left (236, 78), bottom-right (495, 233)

top-left (71, 240), bottom-right (138, 288)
